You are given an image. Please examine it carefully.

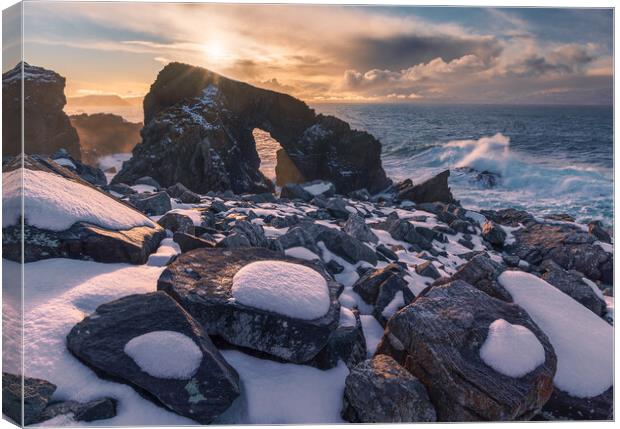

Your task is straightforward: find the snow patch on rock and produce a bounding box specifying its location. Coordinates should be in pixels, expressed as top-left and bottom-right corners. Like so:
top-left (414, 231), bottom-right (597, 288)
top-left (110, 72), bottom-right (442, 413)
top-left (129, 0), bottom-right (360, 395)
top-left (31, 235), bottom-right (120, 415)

top-left (479, 319), bottom-right (545, 378)
top-left (3, 168), bottom-right (155, 231)
top-left (124, 331), bottom-right (203, 380)
top-left (232, 261), bottom-right (330, 320)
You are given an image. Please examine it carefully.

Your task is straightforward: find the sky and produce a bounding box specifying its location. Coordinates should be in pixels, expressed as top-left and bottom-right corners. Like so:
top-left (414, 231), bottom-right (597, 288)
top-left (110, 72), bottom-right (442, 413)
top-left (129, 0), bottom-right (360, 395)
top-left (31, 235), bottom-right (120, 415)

top-left (9, 2), bottom-right (614, 104)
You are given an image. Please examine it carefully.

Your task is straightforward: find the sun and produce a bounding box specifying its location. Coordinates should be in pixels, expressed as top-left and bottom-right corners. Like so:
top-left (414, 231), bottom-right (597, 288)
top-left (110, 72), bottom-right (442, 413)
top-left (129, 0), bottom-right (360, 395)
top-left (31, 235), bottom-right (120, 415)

top-left (203, 41), bottom-right (226, 61)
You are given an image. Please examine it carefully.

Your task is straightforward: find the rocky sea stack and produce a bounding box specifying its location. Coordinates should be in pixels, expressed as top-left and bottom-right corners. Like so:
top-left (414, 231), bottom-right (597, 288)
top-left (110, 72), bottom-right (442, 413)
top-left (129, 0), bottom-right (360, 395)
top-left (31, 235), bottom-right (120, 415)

top-left (113, 62), bottom-right (391, 194)
top-left (2, 62), bottom-right (81, 159)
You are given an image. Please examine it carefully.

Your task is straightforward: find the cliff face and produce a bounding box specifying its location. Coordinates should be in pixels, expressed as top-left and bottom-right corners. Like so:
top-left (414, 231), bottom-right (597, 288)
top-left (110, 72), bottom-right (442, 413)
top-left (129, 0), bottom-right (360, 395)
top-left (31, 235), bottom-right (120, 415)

top-left (114, 62), bottom-right (391, 194)
top-left (2, 62), bottom-right (81, 160)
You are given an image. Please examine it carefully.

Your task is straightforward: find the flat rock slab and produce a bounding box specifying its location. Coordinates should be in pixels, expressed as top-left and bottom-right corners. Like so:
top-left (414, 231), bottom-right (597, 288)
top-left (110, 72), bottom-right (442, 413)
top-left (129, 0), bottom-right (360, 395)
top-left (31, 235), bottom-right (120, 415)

top-left (158, 248), bottom-right (341, 363)
top-left (3, 222), bottom-right (165, 265)
top-left (377, 280), bottom-right (557, 421)
top-left (66, 292), bottom-right (240, 424)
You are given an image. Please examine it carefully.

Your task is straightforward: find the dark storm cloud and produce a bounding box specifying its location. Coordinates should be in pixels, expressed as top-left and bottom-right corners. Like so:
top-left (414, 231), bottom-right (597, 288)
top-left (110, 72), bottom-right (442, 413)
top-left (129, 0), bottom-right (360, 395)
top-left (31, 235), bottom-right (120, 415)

top-left (508, 45), bottom-right (595, 77)
top-left (344, 33), bottom-right (502, 71)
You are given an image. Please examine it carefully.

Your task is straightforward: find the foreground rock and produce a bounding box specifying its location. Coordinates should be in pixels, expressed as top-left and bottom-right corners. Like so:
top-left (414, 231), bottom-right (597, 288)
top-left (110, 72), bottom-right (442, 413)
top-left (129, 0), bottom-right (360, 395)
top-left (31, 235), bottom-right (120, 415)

top-left (158, 248), bottom-right (341, 363)
top-left (3, 62), bottom-right (81, 160)
top-left (2, 156), bottom-right (165, 264)
top-left (113, 62), bottom-right (390, 194)
top-left (342, 355), bottom-right (436, 423)
top-left (377, 281), bottom-right (557, 421)
top-left (394, 170), bottom-right (456, 204)
top-left (2, 372), bottom-right (57, 425)
top-left (66, 292), bottom-right (240, 424)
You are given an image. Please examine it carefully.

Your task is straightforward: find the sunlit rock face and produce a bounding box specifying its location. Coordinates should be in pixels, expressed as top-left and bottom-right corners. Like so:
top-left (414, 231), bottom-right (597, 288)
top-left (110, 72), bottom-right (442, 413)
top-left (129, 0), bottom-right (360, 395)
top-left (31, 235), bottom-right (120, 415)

top-left (2, 62), bottom-right (81, 160)
top-left (113, 62), bottom-right (391, 194)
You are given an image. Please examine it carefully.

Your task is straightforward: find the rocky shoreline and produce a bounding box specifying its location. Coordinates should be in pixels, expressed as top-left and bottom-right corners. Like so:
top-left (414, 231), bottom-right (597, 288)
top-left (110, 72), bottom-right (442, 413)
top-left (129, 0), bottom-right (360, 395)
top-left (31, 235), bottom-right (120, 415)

top-left (2, 61), bottom-right (613, 425)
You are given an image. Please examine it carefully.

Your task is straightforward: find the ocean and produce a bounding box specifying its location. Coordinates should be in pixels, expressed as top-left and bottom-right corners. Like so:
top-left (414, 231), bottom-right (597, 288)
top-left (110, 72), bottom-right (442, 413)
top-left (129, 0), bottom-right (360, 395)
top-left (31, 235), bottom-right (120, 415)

top-left (312, 103), bottom-right (613, 226)
top-left (80, 102), bottom-right (613, 226)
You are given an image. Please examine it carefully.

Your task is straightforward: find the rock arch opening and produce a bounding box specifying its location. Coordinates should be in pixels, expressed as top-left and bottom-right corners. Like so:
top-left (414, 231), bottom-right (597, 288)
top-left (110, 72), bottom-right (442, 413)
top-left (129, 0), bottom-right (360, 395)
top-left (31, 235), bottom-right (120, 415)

top-left (252, 128), bottom-right (305, 188)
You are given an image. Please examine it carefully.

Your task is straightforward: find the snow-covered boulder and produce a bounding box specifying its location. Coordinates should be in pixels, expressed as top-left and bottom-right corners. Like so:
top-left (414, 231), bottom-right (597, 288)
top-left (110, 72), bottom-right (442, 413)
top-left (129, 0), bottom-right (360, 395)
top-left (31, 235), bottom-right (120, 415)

top-left (498, 271), bottom-right (613, 420)
top-left (376, 280), bottom-right (557, 421)
top-left (2, 156), bottom-right (165, 264)
top-left (158, 248), bottom-right (341, 363)
top-left (66, 291), bottom-right (240, 424)
top-left (342, 355), bottom-right (436, 423)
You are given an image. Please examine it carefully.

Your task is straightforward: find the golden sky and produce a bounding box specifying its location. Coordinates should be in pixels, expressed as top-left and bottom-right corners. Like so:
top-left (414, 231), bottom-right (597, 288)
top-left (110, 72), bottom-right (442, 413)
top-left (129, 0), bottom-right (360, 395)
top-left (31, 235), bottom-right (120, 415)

top-left (10, 2), bottom-right (614, 104)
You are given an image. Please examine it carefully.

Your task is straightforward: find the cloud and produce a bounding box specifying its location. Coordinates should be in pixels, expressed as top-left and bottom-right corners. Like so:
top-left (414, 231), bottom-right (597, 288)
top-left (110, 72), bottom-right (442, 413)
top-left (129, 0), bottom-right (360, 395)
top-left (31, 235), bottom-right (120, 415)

top-left (345, 33), bottom-right (502, 71)
top-left (507, 44), bottom-right (595, 77)
top-left (343, 54), bottom-right (490, 92)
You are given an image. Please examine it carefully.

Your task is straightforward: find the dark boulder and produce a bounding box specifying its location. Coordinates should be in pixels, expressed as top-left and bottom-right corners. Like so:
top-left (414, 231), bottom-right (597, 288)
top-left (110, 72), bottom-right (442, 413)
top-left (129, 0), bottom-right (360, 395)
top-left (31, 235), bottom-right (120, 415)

top-left (309, 309), bottom-right (367, 370)
top-left (342, 355), bottom-right (436, 423)
top-left (157, 248), bottom-right (341, 363)
top-left (280, 183), bottom-right (313, 202)
top-left (394, 170), bottom-right (455, 204)
top-left (173, 232), bottom-right (216, 253)
top-left (158, 212), bottom-right (195, 235)
top-left (540, 260), bottom-right (606, 316)
top-left (66, 292), bottom-right (240, 424)
top-left (344, 214), bottom-right (378, 244)
top-left (482, 221), bottom-right (506, 247)
top-left (415, 261), bottom-right (441, 280)
top-left (438, 254), bottom-right (511, 302)
top-left (588, 220), bottom-right (612, 244)
top-left (50, 149), bottom-right (107, 187)
top-left (128, 191), bottom-right (172, 216)
top-left (510, 222), bottom-right (612, 284)
top-left (377, 281), bottom-right (557, 421)
top-left (325, 197), bottom-right (351, 220)
top-left (2, 372), bottom-right (57, 425)
top-left (113, 62), bottom-right (390, 195)
top-left (166, 183), bottom-right (201, 204)
top-left (352, 263), bottom-right (408, 305)
top-left (3, 62), bottom-right (81, 159)
top-left (39, 398), bottom-right (117, 423)
top-left (135, 176), bottom-right (161, 189)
